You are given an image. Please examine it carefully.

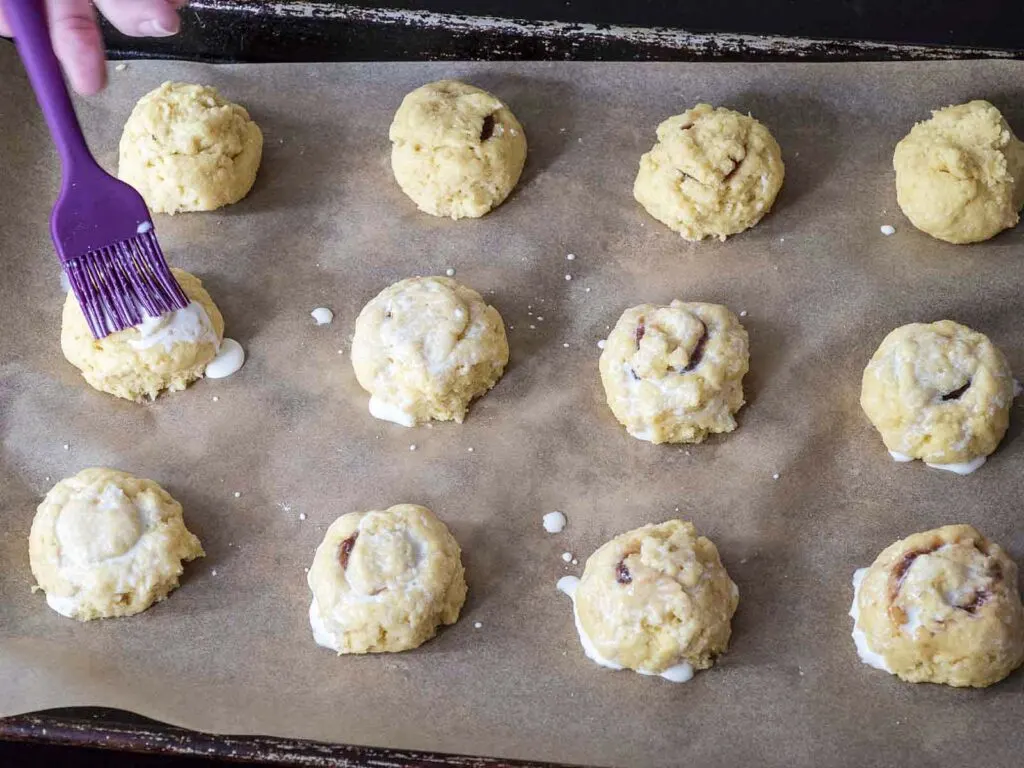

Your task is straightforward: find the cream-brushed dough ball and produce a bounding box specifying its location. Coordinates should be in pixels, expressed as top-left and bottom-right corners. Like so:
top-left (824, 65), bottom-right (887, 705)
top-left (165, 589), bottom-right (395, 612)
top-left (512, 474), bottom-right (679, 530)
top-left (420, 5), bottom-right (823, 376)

top-left (119, 82), bottom-right (263, 214)
top-left (561, 520), bottom-right (738, 681)
top-left (307, 504), bottom-right (467, 654)
top-left (850, 524), bottom-right (1024, 687)
top-left (351, 276), bottom-right (509, 426)
top-left (61, 268), bottom-right (225, 402)
top-left (599, 301), bottom-right (749, 444)
top-left (860, 320), bottom-right (1014, 473)
top-left (389, 80), bottom-right (527, 219)
top-left (29, 468), bottom-right (204, 621)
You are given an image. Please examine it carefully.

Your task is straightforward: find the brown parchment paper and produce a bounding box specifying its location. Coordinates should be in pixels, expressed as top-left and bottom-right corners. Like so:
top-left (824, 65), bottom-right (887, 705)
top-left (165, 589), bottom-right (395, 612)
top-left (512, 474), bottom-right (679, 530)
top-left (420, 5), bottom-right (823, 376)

top-left (3, 45), bottom-right (1024, 768)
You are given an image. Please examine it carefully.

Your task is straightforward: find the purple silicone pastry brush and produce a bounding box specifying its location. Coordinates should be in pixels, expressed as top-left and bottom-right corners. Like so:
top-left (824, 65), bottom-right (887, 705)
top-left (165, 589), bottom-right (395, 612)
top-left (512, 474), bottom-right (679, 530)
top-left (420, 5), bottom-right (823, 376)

top-left (3, 0), bottom-right (188, 339)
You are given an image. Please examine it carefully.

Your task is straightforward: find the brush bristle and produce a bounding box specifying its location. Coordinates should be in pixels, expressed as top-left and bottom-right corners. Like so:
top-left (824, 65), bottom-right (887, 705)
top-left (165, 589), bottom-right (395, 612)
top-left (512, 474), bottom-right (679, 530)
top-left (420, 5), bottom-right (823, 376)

top-left (65, 231), bottom-right (189, 339)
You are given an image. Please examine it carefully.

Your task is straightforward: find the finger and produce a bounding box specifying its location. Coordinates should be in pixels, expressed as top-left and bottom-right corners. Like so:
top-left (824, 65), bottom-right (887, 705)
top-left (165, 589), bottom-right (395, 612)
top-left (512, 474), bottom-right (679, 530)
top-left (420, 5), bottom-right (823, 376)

top-left (46, 0), bottom-right (106, 95)
top-left (94, 0), bottom-right (183, 37)
top-left (0, 9), bottom-right (11, 37)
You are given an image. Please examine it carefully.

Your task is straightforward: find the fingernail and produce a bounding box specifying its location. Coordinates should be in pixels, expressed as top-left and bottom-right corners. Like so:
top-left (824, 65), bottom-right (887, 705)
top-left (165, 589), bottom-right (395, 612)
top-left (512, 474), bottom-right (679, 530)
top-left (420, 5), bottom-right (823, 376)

top-left (139, 18), bottom-right (178, 37)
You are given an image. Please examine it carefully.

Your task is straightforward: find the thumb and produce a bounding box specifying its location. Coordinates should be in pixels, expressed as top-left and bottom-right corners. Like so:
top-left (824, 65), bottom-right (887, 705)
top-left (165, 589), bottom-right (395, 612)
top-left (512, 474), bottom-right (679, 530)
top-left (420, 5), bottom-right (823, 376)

top-left (94, 0), bottom-right (187, 37)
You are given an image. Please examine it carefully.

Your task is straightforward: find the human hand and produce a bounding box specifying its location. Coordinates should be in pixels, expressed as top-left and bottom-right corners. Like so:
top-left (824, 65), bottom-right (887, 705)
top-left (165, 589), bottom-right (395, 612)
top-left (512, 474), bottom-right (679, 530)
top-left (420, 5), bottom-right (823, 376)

top-left (0, 0), bottom-right (189, 94)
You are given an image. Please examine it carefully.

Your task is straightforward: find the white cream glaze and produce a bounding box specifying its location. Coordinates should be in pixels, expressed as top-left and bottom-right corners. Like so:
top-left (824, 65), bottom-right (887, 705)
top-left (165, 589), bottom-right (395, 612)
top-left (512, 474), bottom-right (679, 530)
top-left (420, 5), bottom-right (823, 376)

top-left (629, 426), bottom-right (656, 443)
top-left (45, 593), bottom-right (80, 619)
top-left (542, 511), bottom-right (567, 533)
top-left (890, 450), bottom-right (986, 475)
top-left (129, 302), bottom-right (218, 351)
top-left (55, 485), bottom-right (143, 568)
top-left (205, 338), bottom-right (245, 379)
top-left (368, 395), bottom-right (417, 427)
top-left (308, 597), bottom-right (339, 651)
top-left (47, 483), bottom-right (155, 618)
top-left (850, 567), bottom-right (891, 672)
top-left (902, 604), bottom-right (924, 636)
top-left (311, 307), bottom-right (334, 325)
top-left (557, 575), bottom-right (695, 683)
top-left (924, 456), bottom-right (986, 475)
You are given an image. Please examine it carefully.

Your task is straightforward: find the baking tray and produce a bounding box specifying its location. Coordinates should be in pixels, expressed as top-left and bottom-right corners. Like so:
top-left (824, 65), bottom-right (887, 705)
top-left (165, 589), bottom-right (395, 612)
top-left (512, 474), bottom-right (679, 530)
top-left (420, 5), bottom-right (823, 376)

top-left (103, 1), bottom-right (1024, 64)
top-left (3, 6), bottom-right (1024, 768)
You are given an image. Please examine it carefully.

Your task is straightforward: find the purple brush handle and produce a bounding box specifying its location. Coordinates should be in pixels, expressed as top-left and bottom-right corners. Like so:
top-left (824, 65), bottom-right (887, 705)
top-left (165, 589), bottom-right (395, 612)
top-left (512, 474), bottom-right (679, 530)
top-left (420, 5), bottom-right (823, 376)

top-left (2, 0), bottom-right (95, 174)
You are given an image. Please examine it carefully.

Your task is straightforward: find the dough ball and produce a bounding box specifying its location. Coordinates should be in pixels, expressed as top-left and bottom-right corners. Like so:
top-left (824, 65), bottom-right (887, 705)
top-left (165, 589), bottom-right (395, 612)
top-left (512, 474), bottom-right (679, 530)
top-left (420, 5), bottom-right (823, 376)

top-left (351, 276), bottom-right (509, 426)
top-left (29, 468), bottom-right (204, 621)
top-left (307, 504), bottom-right (467, 654)
top-left (633, 104), bottom-right (785, 241)
top-left (850, 524), bottom-right (1024, 687)
top-left (389, 80), bottom-right (527, 219)
top-left (860, 321), bottom-right (1013, 471)
top-left (119, 82), bottom-right (263, 214)
top-left (599, 301), bottom-right (749, 444)
top-left (894, 100), bottom-right (1024, 244)
top-left (570, 520), bottom-right (738, 679)
top-left (61, 268), bottom-right (225, 402)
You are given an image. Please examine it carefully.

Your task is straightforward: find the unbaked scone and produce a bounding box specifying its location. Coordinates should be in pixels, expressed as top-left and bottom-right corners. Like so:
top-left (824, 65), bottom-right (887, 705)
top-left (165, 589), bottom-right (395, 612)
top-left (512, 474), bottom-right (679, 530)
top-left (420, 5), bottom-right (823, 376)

top-left (29, 468), bottom-right (204, 621)
top-left (893, 100), bottom-right (1024, 244)
top-left (119, 82), bottom-right (263, 214)
top-left (860, 320), bottom-right (1014, 474)
top-left (599, 301), bottom-right (749, 444)
top-left (389, 80), bottom-right (527, 219)
top-left (558, 520), bottom-right (738, 681)
top-left (633, 104), bottom-right (785, 241)
top-left (61, 268), bottom-right (225, 402)
top-left (850, 525), bottom-right (1024, 687)
top-left (307, 504), bottom-right (467, 654)
top-left (351, 276), bottom-right (509, 426)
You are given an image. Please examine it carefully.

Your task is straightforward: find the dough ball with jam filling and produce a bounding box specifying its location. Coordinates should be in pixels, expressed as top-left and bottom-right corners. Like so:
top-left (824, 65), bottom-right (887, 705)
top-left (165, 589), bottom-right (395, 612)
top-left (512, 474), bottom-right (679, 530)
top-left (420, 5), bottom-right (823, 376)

top-left (389, 79), bottom-right (527, 219)
top-left (599, 300), bottom-right (749, 444)
top-left (307, 504), bottom-right (466, 654)
top-left (850, 524), bottom-right (1024, 688)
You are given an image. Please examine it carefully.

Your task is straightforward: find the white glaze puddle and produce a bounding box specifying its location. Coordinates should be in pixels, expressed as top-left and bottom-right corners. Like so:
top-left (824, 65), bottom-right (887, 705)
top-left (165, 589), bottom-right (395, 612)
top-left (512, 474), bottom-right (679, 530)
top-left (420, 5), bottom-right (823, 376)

top-left (889, 451), bottom-right (986, 475)
top-left (542, 511), bottom-right (566, 533)
top-left (924, 456), bottom-right (986, 475)
top-left (206, 339), bottom-right (245, 379)
top-left (849, 568), bottom-right (891, 672)
top-left (368, 395), bottom-right (417, 427)
top-left (45, 593), bottom-right (80, 618)
top-left (311, 307), bottom-right (334, 325)
top-left (308, 598), bottom-right (338, 651)
top-left (557, 576), bottom-right (694, 683)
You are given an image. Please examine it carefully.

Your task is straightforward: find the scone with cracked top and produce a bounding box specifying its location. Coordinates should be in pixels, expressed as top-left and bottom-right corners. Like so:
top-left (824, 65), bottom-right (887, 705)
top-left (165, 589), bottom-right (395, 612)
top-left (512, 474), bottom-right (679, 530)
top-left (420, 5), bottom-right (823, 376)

top-left (633, 103), bottom-right (785, 241)
top-left (599, 301), bottom-right (749, 444)
top-left (29, 468), bottom-right (204, 621)
top-left (850, 524), bottom-right (1024, 687)
top-left (307, 504), bottom-right (467, 654)
top-left (860, 320), bottom-right (1014, 473)
top-left (894, 100), bottom-right (1024, 244)
top-left (351, 276), bottom-right (509, 426)
top-left (567, 520), bottom-right (738, 680)
top-left (119, 81), bottom-right (263, 214)
top-left (389, 79), bottom-right (527, 219)
top-left (61, 268), bottom-right (225, 402)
